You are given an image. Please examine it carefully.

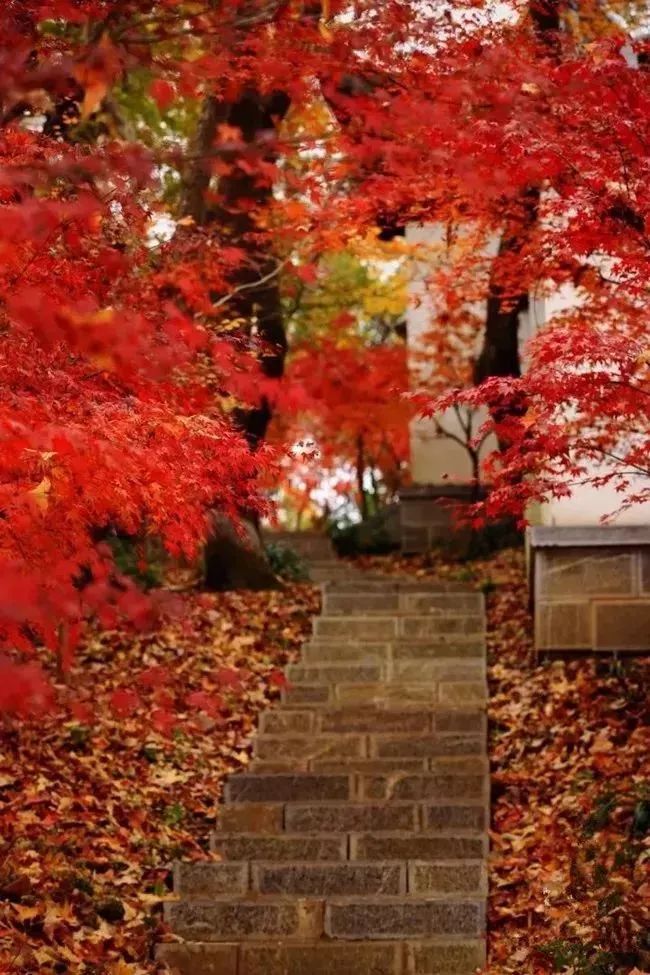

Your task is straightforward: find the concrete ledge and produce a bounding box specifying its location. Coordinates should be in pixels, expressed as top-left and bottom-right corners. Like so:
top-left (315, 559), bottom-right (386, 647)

top-left (529, 525), bottom-right (650, 548)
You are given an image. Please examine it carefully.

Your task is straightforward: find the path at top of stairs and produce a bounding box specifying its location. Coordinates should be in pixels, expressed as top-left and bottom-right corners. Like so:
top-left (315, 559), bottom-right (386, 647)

top-left (159, 556), bottom-right (489, 975)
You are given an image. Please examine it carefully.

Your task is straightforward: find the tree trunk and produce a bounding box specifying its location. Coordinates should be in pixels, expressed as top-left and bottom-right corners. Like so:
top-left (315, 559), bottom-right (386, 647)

top-left (181, 90), bottom-right (291, 589)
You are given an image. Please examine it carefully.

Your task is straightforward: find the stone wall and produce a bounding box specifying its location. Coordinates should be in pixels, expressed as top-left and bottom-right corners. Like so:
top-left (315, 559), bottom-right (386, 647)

top-left (530, 527), bottom-right (650, 653)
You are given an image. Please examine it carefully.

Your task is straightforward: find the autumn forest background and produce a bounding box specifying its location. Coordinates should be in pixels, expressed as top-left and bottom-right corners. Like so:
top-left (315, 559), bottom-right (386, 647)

top-left (0, 2), bottom-right (648, 974)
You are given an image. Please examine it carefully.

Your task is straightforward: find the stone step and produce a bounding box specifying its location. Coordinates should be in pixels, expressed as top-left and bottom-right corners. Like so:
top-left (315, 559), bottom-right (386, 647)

top-left (322, 592), bottom-right (483, 616)
top-left (302, 639), bottom-right (486, 664)
top-left (213, 801), bottom-right (487, 835)
top-left (158, 938), bottom-right (487, 975)
top-left (210, 833), bottom-right (347, 862)
top-left (224, 771), bottom-right (487, 805)
top-left (249, 758), bottom-right (430, 775)
top-left (324, 897), bottom-right (485, 939)
top-left (175, 860), bottom-right (487, 900)
top-left (286, 661), bottom-right (484, 683)
top-left (313, 615), bottom-right (485, 641)
top-left (253, 734), bottom-right (368, 763)
top-left (281, 680), bottom-right (487, 709)
top-left (308, 757), bottom-right (489, 777)
top-left (259, 706), bottom-right (486, 736)
top-left (348, 832), bottom-right (487, 860)
top-left (253, 733), bottom-right (483, 762)
top-left (225, 774), bottom-right (353, 804)
top-left (166, 895), bottom-right (483, 942)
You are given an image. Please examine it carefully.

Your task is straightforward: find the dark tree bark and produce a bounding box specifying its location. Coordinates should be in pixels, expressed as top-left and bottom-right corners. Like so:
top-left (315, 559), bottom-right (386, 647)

top-left (181, 89), bottom-right (291, 589)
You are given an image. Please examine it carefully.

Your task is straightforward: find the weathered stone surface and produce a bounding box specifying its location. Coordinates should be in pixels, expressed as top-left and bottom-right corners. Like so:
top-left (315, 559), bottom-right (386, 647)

top-left (399, 616), bottom-right (484, 638)
top-left (437, 681), bottom-right (487, 707)
top-left (303, 642), bottom-right (391, 664)
top-left (287, 664), bottom-right (384, 684)
top-left (251, 862), bottom-right (406, 896)
top-left (429, 756), bottom-right (489, 774)
top-left (174, 862), bottom-right (249, 899)
top-left (539, 548), bottom-right (634, 598)
top-left (434, 710), bottom-right (486, 734)
top-left (215, 803), bottom-right (283, 834)
top-left (408, 861), bottom-right (487, 894)
top-left (320, 708), bottom-right (432, 734)
top-left (401, 593), bottom-right (483, 615)
top-left (259, 710), bottom-right (316, 734)
top-left (312, 758), bottom-right (428, 774)
top-left (406, 940), bottom-right (486, 974)
top-left (324, 593), bottom-right (401, 615)
top-left (335, 683), bottom-right (437, 707)
top-left (225, 774), bottom-right (352, 803)
top-left (392, 660), bottom-right (484, 681)
top-left (314, 617), bottom-right (398, 640)
top-left (254, 735), bottom-right (366, 763)
top-left (211, 833), bottom-right (346, 862)
top-left (285, 802), bottom-right (419, 833)
top-left (239, 942), bottom-right (401, 975)
top-left (642, 552), bottom-right (650, 593)
top-left (370, 735), bottom-right (483, 759)
top-left (359, 773), bottom-right (487, 801)
top-left (594, 600), bottom-right (650, 650)
top-left (421, 802), bottom-right (487, 831)
top-left (167, 899), bottom-right (323, 940)
top-left (156, 942), bottom-right (238, 975)
top-left (392, 639), bottom-right (485, 659)
top-left (350, 833), bottom-right (486, 861)
top-left (324, 898), bottom-right (483, 938)
top-left (282, 684), bottom-right (332, 706)
top-left (536, 601), bottom-right (591, 649)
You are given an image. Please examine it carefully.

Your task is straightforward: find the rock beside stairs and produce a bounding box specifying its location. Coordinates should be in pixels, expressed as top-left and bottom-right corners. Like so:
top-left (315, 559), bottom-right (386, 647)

top-left (158, 557), bottom-right (489, 975)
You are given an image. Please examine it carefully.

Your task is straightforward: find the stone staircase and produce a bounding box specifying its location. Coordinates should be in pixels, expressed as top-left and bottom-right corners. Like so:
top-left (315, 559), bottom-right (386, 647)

top-left (159, 571), bottom-right (489, 975)
top-left (264, 530), bottom-right (361, 583)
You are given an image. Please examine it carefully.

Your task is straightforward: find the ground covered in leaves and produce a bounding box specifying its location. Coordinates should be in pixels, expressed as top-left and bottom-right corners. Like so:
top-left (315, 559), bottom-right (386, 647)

top-left (0, 585), bottom-right (319, 975)
top-left (359, 548), bottom-right (650, 975)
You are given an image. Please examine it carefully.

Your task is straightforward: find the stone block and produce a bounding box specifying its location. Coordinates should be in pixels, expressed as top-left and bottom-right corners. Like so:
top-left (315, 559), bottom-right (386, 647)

top-left (406, 940), bottom-right (486, 974)
top-left (239, 942), bottom-right (401, 975)
top-left (408, 860), bottom-right (487, 894)
top-left (282, 684), bottom-right (332, 706)
top-left (312, 758), bottom-right (428, 774)
top-left (438, 682), bottom-right (487, 707)
top-left (255, 735), bottom-right (366, 763)
top-left (210, 833), bottom-right (346, 862)
top-left (536, 601), bottom-right (591, 649)
top-left (259, 710), bottom-right (315, 734)
top-left (287, 664), bottom-right (384, 684)
top-left (399, 616), bottom-right (484, 638)
top-left (392, 660), bottom-right (484, 682)
top-left (429, 756), bottom-right (489, 774)
top-left (642, 552), bottom-right (650, 593)
top-left (156, 943), bottom-right (238, 975)
top-left (252, 862), bottom-right (406, 897)
top-left (303, 642), bottom-right (391, 664)
top-left (350, 833), bottom-right (486, 861)
top-left (421, 802), bottom-right (487, 831)
top-left (174, 862), bottom-right (249, 899)
top-left (166, 899), bottom-right (323, 941)
top-left (370, 735), bottom-right (483, 759)
top-left (285, 802), bottom-right (418, 833)
top-left (539, 548), bottom-right (634, 598)
top-left (225, 773), bottom-right (352, 803)
top-left (392, 640), bottom-right (485, 660)
top-left (320, 708), bottom-right (432, 734)
top-left (359, 773), bottom-right (487, 802)
top-left (433, 711), bottom-right (486, 734)
top-left (594, 600), bottom-right (650, 650)
top-left (324, 898), bottom-right (484, 938)
top-left (335, 683), bottom-right (437, 707)
top-left (315, 617), bottom-right (398, 640)
top-left (400, 593), bottom-right (483, 615)
top-left (215, 803), bottom-right (284, 834)
top-left (324, 593), bottom-right (401, 615)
